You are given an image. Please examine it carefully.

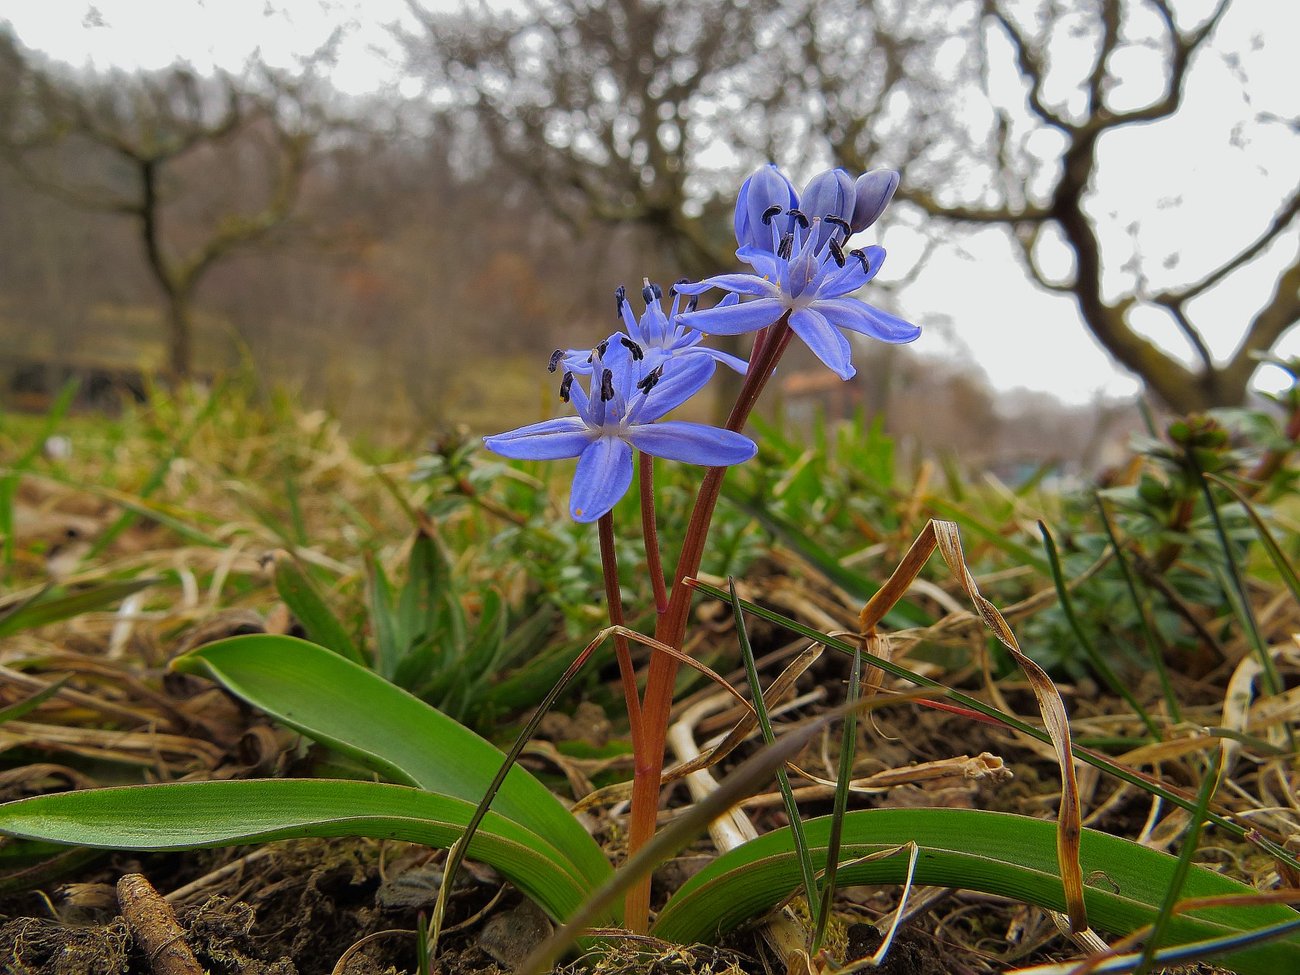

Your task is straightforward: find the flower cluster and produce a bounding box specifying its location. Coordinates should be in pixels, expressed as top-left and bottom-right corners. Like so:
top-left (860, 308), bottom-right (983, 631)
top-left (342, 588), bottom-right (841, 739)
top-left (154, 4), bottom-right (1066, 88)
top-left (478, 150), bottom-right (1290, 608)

top-left (485, 285), bottom-right (756, 523)
top-left (485, 163), bottom-right (920, 520)
top-left (678, 165), bottom-right (919, 380)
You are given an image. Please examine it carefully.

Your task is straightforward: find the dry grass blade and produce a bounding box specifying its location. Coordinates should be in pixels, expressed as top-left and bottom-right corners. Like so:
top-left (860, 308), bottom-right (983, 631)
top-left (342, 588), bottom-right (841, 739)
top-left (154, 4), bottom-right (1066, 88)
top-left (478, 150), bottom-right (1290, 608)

top-left (857, 519), bottom-right (1086, 933)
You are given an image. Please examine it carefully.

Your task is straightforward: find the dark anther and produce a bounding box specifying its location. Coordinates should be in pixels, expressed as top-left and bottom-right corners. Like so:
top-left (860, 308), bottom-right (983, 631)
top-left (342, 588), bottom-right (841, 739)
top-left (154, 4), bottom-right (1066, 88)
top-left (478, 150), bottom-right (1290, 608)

top-left (600, 369), bottom-right (616, 402)
top-left (849, 248), bottom-right (872, 274)
top-left (828, 238), bottom-right (846, 268)
top-left (596, 339), bottom-right (609, 359)
top-left (825, 214), bottom-right (852, 235)
top-left (777, 233), bottom-right (794, 260)
top-left (669, 277), bottom-right (691, 296)
top-left (620, 336), bottom-right (645, 361)
top-left (559, 372), bottom-right (574, 402)
top-left (760, 204), bottom-right (784, 225)
top-left (636, 364), bottom-right (665, 393)
top-left (548, 349), bottom-right (565, 373)
top-left (615, 285), bottom-right (627, 315)
top-left (687, 295), bottom-right (699, 312)
top-left (642, 282), bottom-right (662, 305)
top-left (787, 208), bottom-right (810, 228)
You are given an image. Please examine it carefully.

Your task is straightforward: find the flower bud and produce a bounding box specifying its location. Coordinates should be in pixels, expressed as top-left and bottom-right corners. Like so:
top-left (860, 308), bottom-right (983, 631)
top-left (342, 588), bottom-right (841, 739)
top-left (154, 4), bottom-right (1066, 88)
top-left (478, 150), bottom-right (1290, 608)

top-left (850, 169), bottom-right (900, 233)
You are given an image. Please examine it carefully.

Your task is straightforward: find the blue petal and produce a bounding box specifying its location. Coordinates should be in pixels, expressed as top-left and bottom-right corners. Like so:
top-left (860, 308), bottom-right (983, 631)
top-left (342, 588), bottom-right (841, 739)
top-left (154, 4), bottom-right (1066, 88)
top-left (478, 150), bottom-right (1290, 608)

top-left (569, 373), bottom-right (593, 424)
top-left (736, 246), bottom-right (783, 280)
top-left (680, 297), bottom-right (785, 336)
top-left (675, 273), bottom-right (777, 298)
top-left (800, 169), bottom-right (855, 250)
top-left (789, 307), bottom-right (856, 380)
top-left (817, 244), bottom-right (885, 296)
top-left (632, 355), bottom-right (715, 423)
top-left (815, 299), bottom-right (920, 344)
top-left (570, 436), bottom-right (634, 523)
top-left (626, 422), bottom-right (757, 467)
top-left (736, 165), bottom-right (798, 252)
top-left (484, 416), bottom-right (592, 460)
top-left (694, 345), bottom-right (749, 374)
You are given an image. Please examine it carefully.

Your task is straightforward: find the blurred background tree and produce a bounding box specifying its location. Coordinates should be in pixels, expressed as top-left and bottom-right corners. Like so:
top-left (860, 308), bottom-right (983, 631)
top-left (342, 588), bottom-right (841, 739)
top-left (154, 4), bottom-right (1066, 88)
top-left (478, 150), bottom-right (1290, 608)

top-left (0, 37), bottom-right (336, 379)
top-left (0, 0), bottom-right (1295, 456)
top-left (404, 0), bottom-right (1297, 415)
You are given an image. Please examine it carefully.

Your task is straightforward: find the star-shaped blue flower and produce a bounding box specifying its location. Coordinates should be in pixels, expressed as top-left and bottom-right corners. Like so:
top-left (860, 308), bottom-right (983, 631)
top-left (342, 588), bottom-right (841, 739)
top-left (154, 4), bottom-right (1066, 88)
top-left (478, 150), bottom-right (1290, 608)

top-left (551, 282), bottom-right (747, 381)
top-left (485, 347), bottom-right (756, 523)
top-left (676, 230), bottom-right (918, 380)
top-left (677, 164), bottom-right (918, 381)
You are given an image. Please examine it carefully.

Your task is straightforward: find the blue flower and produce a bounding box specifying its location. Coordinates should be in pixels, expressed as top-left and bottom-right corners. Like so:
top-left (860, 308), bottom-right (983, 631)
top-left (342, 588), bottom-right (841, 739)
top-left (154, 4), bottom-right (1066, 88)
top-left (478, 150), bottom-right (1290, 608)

top-left (734, 164), bottom-right (900, 255)
top-left (485, 347), bottom-right (756, 523)
top-left (676, 164), bottom-right (918, 381)
top-left (551, 281), bottom-right (747, 381)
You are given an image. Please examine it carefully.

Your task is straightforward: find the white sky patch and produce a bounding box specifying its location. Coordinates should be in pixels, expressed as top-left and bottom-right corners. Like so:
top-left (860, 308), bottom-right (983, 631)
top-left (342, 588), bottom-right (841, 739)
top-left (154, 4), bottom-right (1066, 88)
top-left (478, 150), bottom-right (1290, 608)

top-left (2, 0), bottom-right (1296, 405)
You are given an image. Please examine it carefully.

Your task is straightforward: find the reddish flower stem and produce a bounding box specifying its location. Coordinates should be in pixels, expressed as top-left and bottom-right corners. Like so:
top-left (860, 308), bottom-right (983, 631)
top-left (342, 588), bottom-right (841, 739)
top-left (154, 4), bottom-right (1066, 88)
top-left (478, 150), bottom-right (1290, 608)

top-left (622, 317), bottom-right (793, 932)
top-left (598, 513), bottom-right (643, 752)
top-left (639, 453), bottom-right (669, 615)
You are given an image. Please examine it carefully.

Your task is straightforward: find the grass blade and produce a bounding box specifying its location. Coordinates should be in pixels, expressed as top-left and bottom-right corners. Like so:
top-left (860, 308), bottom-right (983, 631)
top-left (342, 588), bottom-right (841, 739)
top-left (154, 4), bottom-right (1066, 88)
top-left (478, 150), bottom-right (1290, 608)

top-left (727, 577), bottom-right (819, 937)
top-left (686, 579), bottom-right (1300, 876)
top-left (1039, 521), bottom-right (1160, 738)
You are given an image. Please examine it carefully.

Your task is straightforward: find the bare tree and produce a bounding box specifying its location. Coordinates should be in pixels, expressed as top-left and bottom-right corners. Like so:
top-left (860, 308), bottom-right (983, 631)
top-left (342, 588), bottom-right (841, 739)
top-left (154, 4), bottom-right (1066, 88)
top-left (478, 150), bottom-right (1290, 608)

top-left (407, 0), bottom-right (1296, 414)
top-left (861, 0), bottom-right (1299, 413)
top-left (0, 39), bottom-right (327, 379)
top-left (402, 0), bottom-right (962, 411)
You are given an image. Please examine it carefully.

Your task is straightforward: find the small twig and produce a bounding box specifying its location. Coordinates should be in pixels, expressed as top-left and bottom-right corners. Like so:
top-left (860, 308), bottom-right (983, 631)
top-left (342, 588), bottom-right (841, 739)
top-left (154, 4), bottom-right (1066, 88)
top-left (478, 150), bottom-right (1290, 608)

top-left (117, 873), bottom-right (204, 975)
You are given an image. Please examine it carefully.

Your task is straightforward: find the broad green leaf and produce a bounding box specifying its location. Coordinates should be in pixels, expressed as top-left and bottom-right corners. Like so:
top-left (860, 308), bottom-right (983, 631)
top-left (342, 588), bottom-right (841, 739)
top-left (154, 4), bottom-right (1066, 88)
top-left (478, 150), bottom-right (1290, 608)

top-left (654, 809), bottom-right (1300, 975)
top-left (0, 779), bottom-right (593, 922)
top-left (172, 634), bottom-right (611, 886)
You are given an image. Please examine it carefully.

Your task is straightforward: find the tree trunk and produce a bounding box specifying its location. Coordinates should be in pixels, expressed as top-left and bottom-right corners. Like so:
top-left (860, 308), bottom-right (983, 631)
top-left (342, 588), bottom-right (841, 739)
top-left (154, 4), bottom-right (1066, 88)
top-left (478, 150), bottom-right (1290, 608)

top-left (166, 290), bottom-right (193, 381)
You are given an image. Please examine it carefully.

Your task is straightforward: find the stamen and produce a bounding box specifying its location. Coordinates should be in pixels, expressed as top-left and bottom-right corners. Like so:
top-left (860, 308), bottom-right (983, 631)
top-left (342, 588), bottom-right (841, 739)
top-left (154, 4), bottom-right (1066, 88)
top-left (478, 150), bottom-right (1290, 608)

top-left (787, 208), bottom-right (810, 228)
top-left (615, 285), bottom-right (627, 316)
top-left (828, 238), bottom-right (846, 268)
top-left (600, 369), bottom-right (615, 402)
top-left (777, 233), bottom-right (795, 260)
top-left (760, 204), bottom-right (783, 225)
top-left (825, 214), bottom-right (852, 236)
top-left (669, 277), bottom-right (691, 296)
top-left (849, 248), bottom-right (872, 274)
top-left (636, 364), bottom-right (665, 393)
top-left (620, 336), bottom-right (645, 361)
top-left (548, 349), bottom-right (564, 373)
top-left (596, 339), bottom-right (609, 359)
top-left (559, 371), bottom-right (574, 402)
top-left (642, 282), bottom-right (662, 305)
top-left (686, 295), bottom-right (699, 313)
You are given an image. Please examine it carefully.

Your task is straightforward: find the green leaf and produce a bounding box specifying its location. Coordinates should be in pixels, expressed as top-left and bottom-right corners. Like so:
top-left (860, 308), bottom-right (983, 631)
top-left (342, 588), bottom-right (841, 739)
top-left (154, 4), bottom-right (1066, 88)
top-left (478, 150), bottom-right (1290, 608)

top-left (172, 634), bottom-right (610, 886)
top-left (721, 486), bottom-right (929, 627)
top-left (0, 779), bottom-right (592, 923)
top-left (653, 808), bottom-right (1300, 975)
top-left (0, 578), bottom-right (159, 638)
top-left (0, 675), bottom-right (70, 724)
top-left (270, 553), bottom-right (364, 665)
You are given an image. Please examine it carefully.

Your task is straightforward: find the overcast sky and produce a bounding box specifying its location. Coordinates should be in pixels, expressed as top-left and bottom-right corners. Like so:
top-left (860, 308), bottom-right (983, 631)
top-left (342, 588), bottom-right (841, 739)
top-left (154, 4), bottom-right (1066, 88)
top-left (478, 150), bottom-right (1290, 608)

top-left (3, 0), bottom-right (1297, 405)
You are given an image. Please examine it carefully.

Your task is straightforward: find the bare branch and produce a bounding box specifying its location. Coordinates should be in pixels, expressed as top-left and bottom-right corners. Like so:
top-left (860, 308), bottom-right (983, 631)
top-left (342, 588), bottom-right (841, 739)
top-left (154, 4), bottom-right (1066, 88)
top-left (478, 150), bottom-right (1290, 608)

top-left (1100, 0), bottom-right (1230, 129)
top-left (984, 0), bottom-right (1071, 131)
top-left (1155, 189), bottom-right (1300, 304)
